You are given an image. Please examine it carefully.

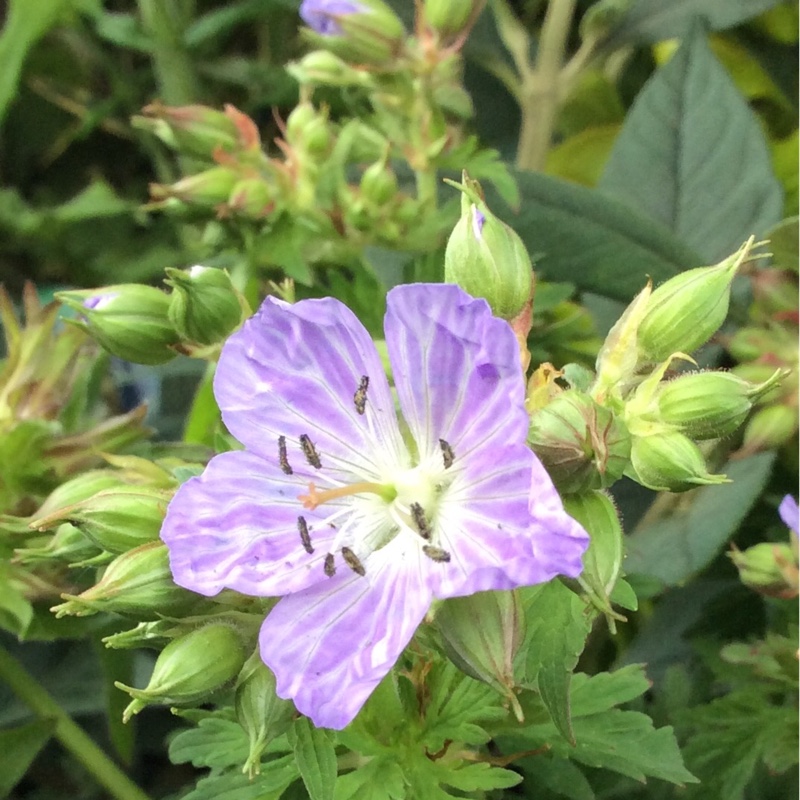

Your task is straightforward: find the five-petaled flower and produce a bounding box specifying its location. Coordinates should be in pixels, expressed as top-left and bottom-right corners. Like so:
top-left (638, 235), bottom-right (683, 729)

top-left (161, 283), bottom-right (589, 729)
top-left (300, 0), bottom-right (366, 36)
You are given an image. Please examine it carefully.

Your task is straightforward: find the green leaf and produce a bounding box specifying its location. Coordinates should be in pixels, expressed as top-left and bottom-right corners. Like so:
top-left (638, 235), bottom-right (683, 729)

top-left (569, 664), bottom-right (651, 718)
top-left (180, 755), bottom-right (299, 800)
top-left (599, 24), bottom-right (783, 262)
top-left (624, 452), bottom-right (776, 587)
top-left (433, 761), bottom-right (522, 792)
top-left (288, 718), bottom-right (338, 800)
top-left (600, 0), bottom-right (785, 49)
top-left (523, 581), bottom-right (592, 745)
top-left (334, 758), bottom-right (405, 800)
top-left (482, 170), bottom-right (702, 302)
top-left (518, 756), bottom-right (595, 800)
top-left (0, 719), bottom-right (55, 798)
top-left (168, 717), bottom-right (249, 772)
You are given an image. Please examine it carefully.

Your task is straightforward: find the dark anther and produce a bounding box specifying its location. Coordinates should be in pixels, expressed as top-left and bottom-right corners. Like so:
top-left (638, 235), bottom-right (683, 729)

top-left (278, 435), bottom-right (293, 475)
top-left (297, 516), bottom-right (313, 554)
top-left (324, 553), bottom-right (336, 577)
top-left (409, 502), bottom-right (432, 540)
top-left (354, 375), bottom-right (369, 415)
top-left (439, 438), bottom-right (454, 469)
top-left (341, 546), bottom-right (366, 576)
top-left (422, 545), bottom-right (451, 563)
top-left (299, 434), bottom-right (322, 469)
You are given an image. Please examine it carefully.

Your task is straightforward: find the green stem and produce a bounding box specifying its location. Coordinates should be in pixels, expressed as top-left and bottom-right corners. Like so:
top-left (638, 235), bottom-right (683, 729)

top-left (137, 0), bottom-right (199, 105)
top-left (0, 644), bottom-right (152, 800)
top-left (515, 0), bottom-right (577, 171)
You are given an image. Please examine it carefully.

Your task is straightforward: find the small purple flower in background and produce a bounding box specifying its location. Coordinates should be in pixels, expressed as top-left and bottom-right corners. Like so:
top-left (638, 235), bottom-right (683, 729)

top-left (300, 0), bottom-right (366, 36)
top-left (161, 283), bottom-right (589, 729)
top-left (779, 495), bottom-right (798, 533)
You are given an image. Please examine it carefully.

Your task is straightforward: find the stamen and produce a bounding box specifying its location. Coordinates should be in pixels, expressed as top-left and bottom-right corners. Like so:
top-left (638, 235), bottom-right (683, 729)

top-left (439, 438), bottom-right (455, 469)
top-left (324, 553), bottom-right (336, 577)
top-left (409, 502), bottom-right (431, 540)
top-left (354, 375), bottom-right (369, 415)
top-left (299, 434), bottom-right (322, 469)
top-left (299, 480), bottom-right (394, 510)
top-left (297, 516), bottom-right (313, 554)
top-left (423, 545), bottom-right (451, 563)
top-left (278, 435), bottom-right (293, 475)
top-left (341, 546), bottom-right (366, 576)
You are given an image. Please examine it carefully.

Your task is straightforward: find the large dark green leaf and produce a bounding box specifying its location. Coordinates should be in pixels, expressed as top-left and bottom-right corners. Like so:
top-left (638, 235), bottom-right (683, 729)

top-left (483, 170), bottom-right (703, 301)
top-left (599, 24), bottom-right (783, 262)
top-left (599, 0), bottom-right (785, 49)
top-left (0, 719), bottom-right (55, 798)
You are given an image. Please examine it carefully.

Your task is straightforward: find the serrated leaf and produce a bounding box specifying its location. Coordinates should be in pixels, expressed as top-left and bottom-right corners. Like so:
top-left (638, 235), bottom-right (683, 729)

top-left (569, 665), bottom-right (651, 718)
top-left (625, 452), bottom-right (775, 586)
top-left (482, 170), bottom-right (702, 302)
top-left (334, 758), bottom-right (405, 800)
top-left (518, 755), bottom-right (595, 800)
top-left (600, 0), bottom-right (784, 49)
top-left (523, 581), bottom-right (592, 745)
top-left (180, 756), bottom-right (298, 800)
top-left (0, 719), bottom-right (55, 798)
top-left (599, 24), bottom-right (783, 262)
top-left (436, 761), bottom-right (522, 792)
top-left (288, 718), bottom-right (338, 800)
top-left (168, 717), bottom-right (249, 771)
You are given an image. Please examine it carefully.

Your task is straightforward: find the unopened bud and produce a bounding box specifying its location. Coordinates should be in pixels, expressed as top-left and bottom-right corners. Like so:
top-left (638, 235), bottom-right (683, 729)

top-left (53, 542), bottom-right (199, 619)
top-left (57, 285), bottom-right (178, 365)
top-left (299, 0), bottom-right (406, 65)
top-left (729, 542), bottom-right (799, 599)
top-left (657, 369), bottom-right (784, 440)
top-left (528, 391), bottom-right (630, 494)
top-left (103, 619), bottom-right (179, 650)
top-left (435, 590), bottom-right (525, 720)
top-left (166, 266), bottom-right (244, 346)
top-left (30, 485), bottom-right (171, 553)
top-left (628, 432), bottom-right (729, 492)
top-left (14, 523), bottom-right (97, 567)
top-left (424, 0), bottom-right (477, 39)
top-left (359, 159), bottom-right (398, 207)
top-left (150, 166), bottom-right (239, 208)
top-left (726, 327), bottom-right (778, 363)
top-left (741, 404), bottom-right (798, 452)
top-left (444, 174), bottom-right (532, 320)
top-left (32, 471), bottom-right (125, 520)
top-left (285, 104), bottom-right (332, 158)
top-left (637, 239), bottom-right (751, 361)
top-left (116, 623), bottom-right (246, 721)
top-left (235, 652), bottom-right (294, 777)
top-left (138, 103), bottom-right (239, 160)
top-left (225, 178), bottom-right (275, 219)
top-left (287, 50), bottom-right (368, 87)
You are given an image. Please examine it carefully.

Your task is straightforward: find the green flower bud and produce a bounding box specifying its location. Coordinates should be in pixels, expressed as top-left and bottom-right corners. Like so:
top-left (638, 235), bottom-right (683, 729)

top-left (359, 159), bottom-right (398, 207)
top-left (30, 485), bottom-right (171, 553)
top-left (57, 285), bottom-right (179, 365)
top-left (166, 266), bottom-right (244, 346)
top-left (116, 623), bottom-right (246, 721)
top-left (435, 590), bottom-right (525, 719)
top-left (52, 542), bottom-right (199, 619)
top-left (729, 542), bottom-right (799, 599)
top-left (528, 391), bottom-right (630, 494)
top-left (103, 619), bottom-right (179, 651)
top-left (742, 404), bottom-right (799, 452)
top-left (726, 327), bottom-right (776, 363)
top-left (150, 166), bottom-right (239, 208)
top-left (138, 103), bottom-right (239, 160)
top-left (287, 51), bottom-right (368, 88)
top-left (423, 0), bottom-right (477, 39)
top-left (444, 174), bottom-right (533, 320)
top-left (225, 178), bottom-right (275, 219)
top-left (285, 104), bottom-right (332, 158)
top-left (657, 369), bottom-right (785, 440)
top-left (14, 522), bottom-right (97, 567)
top-left (302, 0), bottom-right (406, 66)
top-left (235, 652), bottom-right (294, 777)
top-left (32, 471), bottom-right (125, 520)
top-left (628, 432), bottom-right (729, 492)
top-left (637, 239), bottom-right (752, 362)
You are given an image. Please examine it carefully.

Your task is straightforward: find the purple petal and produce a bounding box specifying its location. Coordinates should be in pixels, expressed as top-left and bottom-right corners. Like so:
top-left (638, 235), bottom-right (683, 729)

top-left (83, 293), bottom-right (118, 311)
top-left (259, 540), bottom-right (431, 729)
top-left (300, 0), bottom-right (365, 36)
top-left (214, 295), bottom-right (405, 480)
top-left (161, 451), bottom-right (344, 597)
top-left (471, 206), bottom-right (485, 240)
top-left (779, 495), bottom-right (799, 533)
top-left (384, 283), bottom-right (528, 461)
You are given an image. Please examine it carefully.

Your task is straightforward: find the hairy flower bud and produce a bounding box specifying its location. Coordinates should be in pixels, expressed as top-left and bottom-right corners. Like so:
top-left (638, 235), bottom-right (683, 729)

top-left (166, 266), bottom-right (244, 346)
top-left (628, 432), bottom-right (729, 492)
top-left (150, 166), bottom-right (239, 208)
top-left (53, 542), bottom-right (199, 619)
top-left (14, 522), bottom-right (97, 567)
top-left (31, 485), bottom-right (171, 553)
top-left (656, 369), bottom-right (785, 440)
top-left (116, 623), bottom-right (246, 721)
top-left (528, 391), bottom-right (630, 494)
top-left (444, 174), bottom-right (533, 320)
top-left (435, 590), bottom-right (525, 719)
top-left (57, 285), bottom-right (179, 365)
top-left (741, 404), bottom-right (799, 452)
top-left (423, 0), bottom-right (477, 39)
top-left (359, 159), bottom-right (398, 207)
top-left (32, 471), bottom-right (124, 520)
top-left (287, 50), bottom-right (368, 87)
top-left (637, 239), bottom-right (751, 361)
top-left (138, 103), bottom-right (239, 160)
top-left (225, 178), bottom-right (275, 219)
top-left (235, 652), bottom-right (295, 777)
top-left (729, 542), bottom-right (799, 599)
top-left (300, 0), bottom-right (406, 65)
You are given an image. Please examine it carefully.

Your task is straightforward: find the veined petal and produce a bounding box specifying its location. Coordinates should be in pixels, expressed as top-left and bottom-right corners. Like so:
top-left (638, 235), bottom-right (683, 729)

top-left (161, 451), bottom-right (345, 597)
top-left (260, 539), bottom-right (432, 729)
top-left (215, 295), bottom-right (405, 480)
top-left (384, 284), bottom-right (528, 461)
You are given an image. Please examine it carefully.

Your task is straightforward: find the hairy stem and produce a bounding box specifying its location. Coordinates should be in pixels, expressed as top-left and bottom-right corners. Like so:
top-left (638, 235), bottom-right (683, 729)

top-left (0, 644), bottom-right (152, 800)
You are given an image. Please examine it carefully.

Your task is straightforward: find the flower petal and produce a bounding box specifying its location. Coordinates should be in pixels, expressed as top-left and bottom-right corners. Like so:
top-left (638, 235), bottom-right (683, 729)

top-left (215, 295), bottom-right (405, 480)
top-left (779, 494), bottom-right (799, 533)
top-left (384, 284), bottom-right (528, 460)
top-left (161, 451), bottom-right (345, 597)
top-left (259, 539), bottom-right (431, 729)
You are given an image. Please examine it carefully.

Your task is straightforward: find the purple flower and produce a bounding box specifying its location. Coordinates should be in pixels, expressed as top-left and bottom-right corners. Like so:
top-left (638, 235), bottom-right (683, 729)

top-left (300, 0), bottom-right (366, 36)
top-left (161, 284), bottom-right (589, 729)
top-left (779, 495), bottom-right (798, 533)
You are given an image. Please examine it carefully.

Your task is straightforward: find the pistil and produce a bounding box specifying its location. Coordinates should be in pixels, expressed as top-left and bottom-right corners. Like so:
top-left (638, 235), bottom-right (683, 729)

top-left (299, 480), bottom-right (396, 510)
